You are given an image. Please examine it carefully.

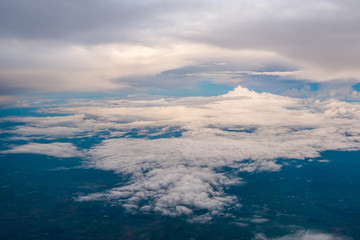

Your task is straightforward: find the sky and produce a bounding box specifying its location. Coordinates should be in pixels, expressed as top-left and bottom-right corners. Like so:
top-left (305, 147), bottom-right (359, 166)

top-left (1, 0), bottom-right (360, 99)
top-left (1, 1), bottom-right (360, 239)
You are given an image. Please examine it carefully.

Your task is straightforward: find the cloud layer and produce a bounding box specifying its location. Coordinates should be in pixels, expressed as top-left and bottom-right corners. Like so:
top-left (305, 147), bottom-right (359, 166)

top-left (3, 87), bottom-right (360, 221)
top-left (1, 1), bottom-right (360, 93)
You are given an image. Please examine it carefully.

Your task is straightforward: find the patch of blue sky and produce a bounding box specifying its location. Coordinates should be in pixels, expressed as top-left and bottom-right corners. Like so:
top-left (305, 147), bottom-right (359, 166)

top-left (249, 63), bottom-right (298, 73)
top-left (121, 126), bottom-right (185, 139)
top-left (0, 107), bottom-right (71, 118)
top-left (0, 107), bottom-right (44, 118)
top-left (240, 74), bottom-right (320, 95)
top-left (352, 82), bottom-right (360, 92)
top-left (0, 92), bottom-right (129, 119)
top-left (158, 63), bottom-right (321, 98)
top-left (307, 82), bottom-right (319, 92)
top-left (220, 127), bottom-right (257, 133)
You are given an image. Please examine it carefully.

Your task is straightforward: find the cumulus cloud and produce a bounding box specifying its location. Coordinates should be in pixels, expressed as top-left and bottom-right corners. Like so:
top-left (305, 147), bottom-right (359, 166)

top-left (4, 86), bottom-right (360, 220)
top-left (2, 142), bottom-right (82, 158)
top-left (66, 87), bottom-right (360, 219)
top-left (78, 166), bottom-right (241, 218)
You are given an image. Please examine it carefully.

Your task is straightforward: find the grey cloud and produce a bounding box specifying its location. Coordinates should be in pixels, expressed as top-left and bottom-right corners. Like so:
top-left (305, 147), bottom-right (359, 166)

top-left (1, 0), bottom-right (360, 94)
top-left (0, 0), bottom-right (146, 42)
top-left (0, 0), bottom-right (202, 43)
top-left (192, 0), bottom-right (360, 79)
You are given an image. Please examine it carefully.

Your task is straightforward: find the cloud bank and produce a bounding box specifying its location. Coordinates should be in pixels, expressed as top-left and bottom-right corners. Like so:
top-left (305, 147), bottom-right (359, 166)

top-left (3, 87), bottom-right (360, 221)
top-left (1, 1), bottom-right (360, 94)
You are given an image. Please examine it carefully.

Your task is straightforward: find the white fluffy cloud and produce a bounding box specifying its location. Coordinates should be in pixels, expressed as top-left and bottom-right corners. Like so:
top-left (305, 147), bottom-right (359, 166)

top-left (2, 142), bottom-right (82, 158)
top-left (78, 166), bottom-right (241, 218)
top-left (3, 86), bottom-right (360, 221)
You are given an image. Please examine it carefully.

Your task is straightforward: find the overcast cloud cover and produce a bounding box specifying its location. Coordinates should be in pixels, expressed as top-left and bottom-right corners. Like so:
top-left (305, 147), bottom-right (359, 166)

top-left (1, 0), bottom-right (360, 95)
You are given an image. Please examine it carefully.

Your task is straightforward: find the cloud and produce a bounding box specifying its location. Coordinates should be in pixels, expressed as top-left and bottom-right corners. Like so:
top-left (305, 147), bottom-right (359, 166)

top-left (61, 87), bottom-right (360, 219)
top-left (0, 39), bottom-right (291, 93)
top-left (195, 0), bottom-right (360, 81)
top-left (4, 86), bottom-right (360, 220)
top-left (0, 0), bottom-right (160, 42)
top-left (2, 113), bottom-right (126, 138)
top-left (78, 166), bottom-right (242, 218)
top-left (9, 126), bottom-right (84, 138)
top-left (2, 142), bottom-right (82, 158)
top-left (2, 114), bottom-right (89, 138)
top-left (270, 230), bottom-right (349, 240)
top-left (1, 1), bottom-right (360, 94)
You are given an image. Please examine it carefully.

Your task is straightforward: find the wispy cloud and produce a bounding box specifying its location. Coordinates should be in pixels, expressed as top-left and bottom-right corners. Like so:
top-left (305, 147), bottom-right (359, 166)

top-left (2, 142), bottom-right (82, 158)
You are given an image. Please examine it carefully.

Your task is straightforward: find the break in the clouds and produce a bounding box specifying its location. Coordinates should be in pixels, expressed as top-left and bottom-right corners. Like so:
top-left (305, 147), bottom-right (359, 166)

top-left (3, 87), bottom-right (360, 221)
top-left (1, 0), bottom-right (360, 94)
